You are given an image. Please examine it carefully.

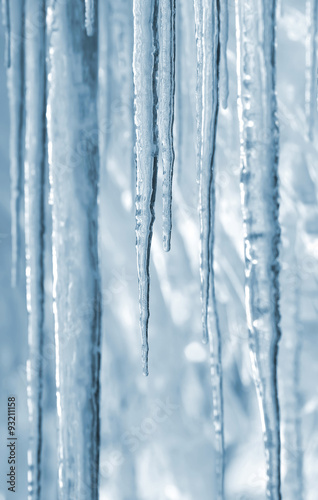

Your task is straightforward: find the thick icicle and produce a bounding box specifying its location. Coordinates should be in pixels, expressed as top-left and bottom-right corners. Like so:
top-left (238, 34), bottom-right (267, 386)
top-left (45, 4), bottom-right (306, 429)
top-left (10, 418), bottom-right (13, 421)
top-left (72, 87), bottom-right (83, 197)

top-left (24, 1), bottom-right (46, 498)
top-left (159, 0), bottom-right (176, 252)
top-left (235, 1), bottom-right (282, 499)
top-left (85, 0), bottom-right (95, 36)
top-left (193, 0), bottom-right (203, 182)
top-left (219, 0), bottom-right (229, 109)
top-left (47, 2), bottom-right (101, 499)
top-left (4, 0), bottom-right (25, 286)
top-left (133, 0), bottom-right (158, 376)
top-left (305, 0), bottom-right (318, 140)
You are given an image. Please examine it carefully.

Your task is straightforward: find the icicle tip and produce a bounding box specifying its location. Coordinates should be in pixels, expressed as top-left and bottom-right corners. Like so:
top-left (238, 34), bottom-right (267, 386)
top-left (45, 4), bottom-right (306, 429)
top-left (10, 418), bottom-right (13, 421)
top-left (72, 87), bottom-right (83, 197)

top-left (163, 234), bottom-right (171, 252)
top-left (201, 315), bottom-right (209, 345)
top-left (11, 267), bottom-right (17, 288)
top-left (142, 357), bottom-right (149, 377)
top-left (141, 340), bottom-right (149, 376)
top-left (202, 331), bottom-right (208, 345)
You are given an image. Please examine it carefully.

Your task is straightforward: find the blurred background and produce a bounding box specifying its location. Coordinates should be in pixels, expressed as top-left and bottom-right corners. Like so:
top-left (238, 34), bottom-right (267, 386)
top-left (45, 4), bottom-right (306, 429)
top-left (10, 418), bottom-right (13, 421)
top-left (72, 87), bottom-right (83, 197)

top-left (1, 0), bottom-right (318, 499)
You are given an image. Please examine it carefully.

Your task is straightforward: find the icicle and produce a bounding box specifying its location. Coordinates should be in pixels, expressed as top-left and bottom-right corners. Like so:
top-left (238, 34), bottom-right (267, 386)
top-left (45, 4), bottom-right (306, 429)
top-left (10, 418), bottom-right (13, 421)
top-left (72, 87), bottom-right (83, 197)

top-left (24, 2), bottom-right (46, 498)
top-left (208, 179), bottom-right (224, 499)
top-left (133, 0), bottom-right (159, 376)
top-left (47, 2), bottom-right (101, 498)
top-left (196, 1), bottom-right (225, 496)
top-left (208, 281), bottom-right (224, 500)
top-left (1, 0), bottom-right (11, 67)
top-left (219, 0), bottom-right (229, 109)
top-left (235, 1), bottom-right (282, 499)
top-left (173, 0), bottom-right (183, 186)
top-left (305, 0), bottom-right (318, 141)
top-left (85, 0), bottom-right (95, 36)
top-left (193, 0), bottom-right (203, 182)
top-left (279, 223), bottom-right (303, 500)
top-left (159, 0), bottom-right (176, 252)
top-left (4, 0), bottom-right (25, 287)
top-left (198, 0), bottom-right (219, 344)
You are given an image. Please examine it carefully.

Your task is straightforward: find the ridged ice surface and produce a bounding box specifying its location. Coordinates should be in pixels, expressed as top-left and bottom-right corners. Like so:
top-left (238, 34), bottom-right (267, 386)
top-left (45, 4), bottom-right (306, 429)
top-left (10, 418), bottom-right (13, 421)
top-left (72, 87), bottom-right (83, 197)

top-left (235, 1), bottom-right (282, 498)
top-left (47, 2), bottom-right (101, 499)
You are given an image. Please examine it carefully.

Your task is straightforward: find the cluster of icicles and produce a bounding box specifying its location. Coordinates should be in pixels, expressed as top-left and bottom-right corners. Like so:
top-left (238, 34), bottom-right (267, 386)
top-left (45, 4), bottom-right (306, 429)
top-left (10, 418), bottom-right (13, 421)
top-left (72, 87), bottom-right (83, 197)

top-left (2, 0), bottom-right (317, 499)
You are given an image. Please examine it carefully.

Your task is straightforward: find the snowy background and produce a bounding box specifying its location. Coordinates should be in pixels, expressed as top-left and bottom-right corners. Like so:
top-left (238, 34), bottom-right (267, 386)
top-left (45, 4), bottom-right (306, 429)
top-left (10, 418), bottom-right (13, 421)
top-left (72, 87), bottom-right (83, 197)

top-left (0, 1), bottom-right (318, 499)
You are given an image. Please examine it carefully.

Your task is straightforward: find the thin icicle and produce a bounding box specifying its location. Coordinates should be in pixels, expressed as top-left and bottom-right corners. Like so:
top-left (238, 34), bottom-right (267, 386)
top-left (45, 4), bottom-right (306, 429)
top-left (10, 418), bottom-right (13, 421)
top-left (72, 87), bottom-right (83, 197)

top-left (159, 0), bottom-right (176, 252)
top-left (85, 0), bottom-right (95, 36)
top-left (198, 0), bottom-right (219, 344)
top-left (193, 0), bottom-right (203, 182)
top-left (280, 223), bottom-right (303, 500)
top-left (4, 0), bottom-right (25, 287)
top-left (208, 167), bottom-right (224, 499)
top-left (24, 2), bottom-right (46, 498)
top-left (197, 2), bottom-right (225, 495)
top-left (173, 0), bottom-right (183, 186)
top-left (219, 0), bottom-right (229, 109)
top-left (305, 0), bottom-right (318, 141)
top-left (235, 1), bottom-right (282, 499)
top-left (133, 0), bottom-right (158, 376)
top-left (208, 279), bottom-right (224, 500)
top-left (1, 0), bottom-right (11, 67)
top-left (47, 2), bottom-right (101, 498)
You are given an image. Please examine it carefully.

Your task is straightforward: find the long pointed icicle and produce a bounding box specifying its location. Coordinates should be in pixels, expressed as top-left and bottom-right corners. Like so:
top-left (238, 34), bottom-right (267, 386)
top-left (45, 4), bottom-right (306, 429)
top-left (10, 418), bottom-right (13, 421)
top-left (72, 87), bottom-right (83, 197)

top-left (194, 0), bottom-right (203, 182)
top-left (133, 0), bottom-right (158, 376)
top-left (159, 0), bottom-right (176, 252)
top-left (219, 0), bottom-right (229, 109)
top-left (197, 2), bottom-right (225, 496)
top-left (4, 0), bottom-right (25, 286)
top-left (85, 0), bottom-right (95, 36)
top-left (24, 1), bottom-right (46, 498)
top-left (305, 0), bottom-right (318, 141)
top-left (47, 2), bottom-right (101, 498)
top-left (198, 0), bottom-right (219, 344)
top-left (235, 1), bottom-right (282, 499)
